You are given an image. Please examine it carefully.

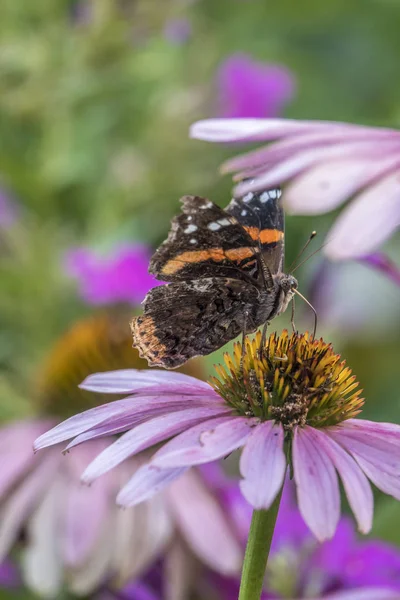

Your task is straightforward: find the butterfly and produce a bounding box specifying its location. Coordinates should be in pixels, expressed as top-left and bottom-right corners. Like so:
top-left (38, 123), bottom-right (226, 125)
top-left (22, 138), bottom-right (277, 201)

top-left (131, 188), bottom-right (298, 368)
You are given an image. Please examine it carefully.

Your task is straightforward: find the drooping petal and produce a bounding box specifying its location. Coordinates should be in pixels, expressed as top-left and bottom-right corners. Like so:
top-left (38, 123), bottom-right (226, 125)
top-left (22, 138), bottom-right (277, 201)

top-left (329, 421), bottom-right (400, 499)
top-left (293, 426), bottom-right (340, 541)
top-left (239, 421), bottom-right (286, 509)
top-left (34, 394), bottom-right (222, 451)
top-left (0, 453), bottom-right (60, 560)
top-left (21, 481), bottom-right (63, 597)
top-left (152, 417), bottom-right (257, 468)
top-left (308, 427), bottom-right (373, 534)
top-left (117, 465), bottom-right (187, 507)
top-left (80, 368), bottom-right (215, 395)
top-left (61, 442), bottom-right (112, 567)
top-left (167, 469), bottom-right (242, 574)
top-left (326, 171), bottom-right (400, 259)
top-left (81, 407), bottom-right (232, 483)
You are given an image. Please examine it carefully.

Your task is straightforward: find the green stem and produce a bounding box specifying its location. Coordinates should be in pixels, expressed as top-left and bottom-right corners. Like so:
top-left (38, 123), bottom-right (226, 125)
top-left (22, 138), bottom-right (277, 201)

top-left (238, 488), bottom-right (283, 600)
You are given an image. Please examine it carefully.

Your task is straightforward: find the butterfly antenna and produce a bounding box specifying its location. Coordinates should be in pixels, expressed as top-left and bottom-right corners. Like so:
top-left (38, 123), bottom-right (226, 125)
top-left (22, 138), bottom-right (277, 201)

top-left (293, 289), bottom-right (318, 338)
top-left (288, 231), bottom-right (317, 272)
top-left (290, 241), bottom-right (328, 274)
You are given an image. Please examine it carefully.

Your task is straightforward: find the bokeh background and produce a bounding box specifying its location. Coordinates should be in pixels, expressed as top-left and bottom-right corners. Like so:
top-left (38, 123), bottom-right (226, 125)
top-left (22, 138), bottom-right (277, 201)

top-left (1, 0), bottom-right (400, 598)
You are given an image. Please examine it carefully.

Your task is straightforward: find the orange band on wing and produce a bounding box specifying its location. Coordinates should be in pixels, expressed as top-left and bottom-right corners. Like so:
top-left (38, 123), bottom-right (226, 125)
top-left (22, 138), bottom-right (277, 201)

top-left (161, 247), bottom-right (256, 275)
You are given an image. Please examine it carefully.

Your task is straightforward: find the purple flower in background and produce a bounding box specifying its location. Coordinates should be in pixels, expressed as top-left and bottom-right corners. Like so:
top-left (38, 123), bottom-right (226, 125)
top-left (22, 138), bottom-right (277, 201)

top-left (0, 560), bottom-right (19, 588)
top-left (65, 244), bottom-right (161, 306)
top-left (34, 331), bottom-right (400, 542)
top-left (190, 118), bottom-right (400, 260)
top-left (217, 54), bottom-right (295, 118)
top-left (164, 18), bottom-right (192, 45)
top-left (218, 483), bottom-right (400, 599)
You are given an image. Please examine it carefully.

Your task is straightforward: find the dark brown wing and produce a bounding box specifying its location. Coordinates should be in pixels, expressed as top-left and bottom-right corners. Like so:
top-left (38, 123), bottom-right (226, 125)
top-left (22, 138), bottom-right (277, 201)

top-left (225, 188), bottom-right (285, 275)
top-left (131, 278), bottom-right (261, 369)
top-left (149, 195), bottom-right (262, 284)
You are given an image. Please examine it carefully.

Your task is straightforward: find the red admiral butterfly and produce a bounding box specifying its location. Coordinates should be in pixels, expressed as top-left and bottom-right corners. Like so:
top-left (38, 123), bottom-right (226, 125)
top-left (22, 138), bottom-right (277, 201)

top-left (131, 188), bottom-right (298, 368)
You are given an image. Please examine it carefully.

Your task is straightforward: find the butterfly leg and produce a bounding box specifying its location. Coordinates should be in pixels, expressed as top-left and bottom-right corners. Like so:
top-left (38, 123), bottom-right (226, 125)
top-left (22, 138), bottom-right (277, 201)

top-left (291, 297), bottom-right (297, 334)
top-left (259, 320), bottom-right (270, 360)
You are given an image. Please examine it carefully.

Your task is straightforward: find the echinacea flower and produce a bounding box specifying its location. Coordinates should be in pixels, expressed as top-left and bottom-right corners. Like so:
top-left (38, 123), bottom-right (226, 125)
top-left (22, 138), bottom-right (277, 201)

top-left (217, 54), bottom-right (295, 119)
top-left (34, 330), bottom-right (400, 542)
top-left (190, 118), bottom-right (400, 260)
top-left (0, 312), bottom-right (240, 598)
top-left (64, 244), bottom-right (162, 306)
top-left (218, 482), bottom-right (400, 599)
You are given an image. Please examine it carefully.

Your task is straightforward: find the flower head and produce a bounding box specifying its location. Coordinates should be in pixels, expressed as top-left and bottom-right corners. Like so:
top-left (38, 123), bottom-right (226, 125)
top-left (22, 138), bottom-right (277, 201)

top-left (217, 54), bottom-right (295, 118)
top-left (35, 331), bottom-right (400, 542)
top-left (190, 118), bottom-right (400, 260)
top-left (65, 244), bottom-right (162, 306)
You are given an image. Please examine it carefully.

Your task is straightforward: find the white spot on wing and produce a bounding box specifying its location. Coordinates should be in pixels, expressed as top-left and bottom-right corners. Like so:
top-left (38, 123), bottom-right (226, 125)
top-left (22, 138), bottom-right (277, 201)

top-left (189, 238), bottom-right (197, 244)
top-left (200, 201), bottom-right (213, 209)
top-left (208, 222), bottom-right (221, 231)
top-left (241, 209), bottom-right (247, 216)
top-left (187, 215), bottom-right (193, 221)
top-left (243, 193), bottom-right (254, 203)
top-left (184, 224), bottom-right (198, 234)
top-left (217, 218), bottom-right (231, 227)
top-left (260, 191), bottom-right (272, 203)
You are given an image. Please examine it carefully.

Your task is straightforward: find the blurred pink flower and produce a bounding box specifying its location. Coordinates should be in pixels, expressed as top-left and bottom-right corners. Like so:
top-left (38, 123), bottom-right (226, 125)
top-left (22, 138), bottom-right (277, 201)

top-left (217, 54), bottom-right (295, 118)
top-left (65, 244), bottom-right (161, 306)
top-left (34, 332), bottom-right (400, 543)
top-left (360, 252), bottom-right (400, 287)
top-left (1, 419), bottom-right (241, 598)
top-left (190, 118), bottom-right (400, 260)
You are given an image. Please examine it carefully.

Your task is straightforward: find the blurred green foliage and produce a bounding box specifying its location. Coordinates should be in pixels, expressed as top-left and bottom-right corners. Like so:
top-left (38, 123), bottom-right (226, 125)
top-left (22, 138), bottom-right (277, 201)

top-left (0, 0), bottom-right (400, 595)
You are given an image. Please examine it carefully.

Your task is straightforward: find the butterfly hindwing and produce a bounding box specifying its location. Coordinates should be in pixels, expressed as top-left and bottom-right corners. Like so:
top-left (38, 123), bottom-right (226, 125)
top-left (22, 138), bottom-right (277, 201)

top-left (149, 195), bottom-right (261, 284)
top-left (225, 188), bottom-right (285, 275)
top-left (131, 278), bottom-right (262, 368)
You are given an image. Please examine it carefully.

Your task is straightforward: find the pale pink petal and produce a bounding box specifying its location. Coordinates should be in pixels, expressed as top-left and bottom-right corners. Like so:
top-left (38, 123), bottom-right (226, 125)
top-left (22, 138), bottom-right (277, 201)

top-left (80, 369), bottom-right (215, 395)
top-left (239, 421), bottom-right (286, 509)
top-left (34, 394), bottom-right (222, 451)
top-left (0, 420), bottom-right (55, 498)
top-left (81, 407), bottom-right (232, 483)
top-left (307, 427), bottom-right (373, 534)
top-left (293, 426), bottom-right (340, 541)
top-left (0, 453), bottom-right (60, 560)
top-left (329, 422), bottom-right (400, 499)
top-left (167, 469), bottom-right (242, 574)
top-left (190, 118), bottom-right (393, 143)
top-left (326, 171), bottom-right (400, 259)
top-left (284, 155), bottom-right (400, 215)
top-left (152, 417), bottom-right (257, 467)
top-left (117, 465), bottom-right (187, 507)
top-left (324, 588), bottom-right (400, 600)
top-left (61, 442), bottom-right (112, 566)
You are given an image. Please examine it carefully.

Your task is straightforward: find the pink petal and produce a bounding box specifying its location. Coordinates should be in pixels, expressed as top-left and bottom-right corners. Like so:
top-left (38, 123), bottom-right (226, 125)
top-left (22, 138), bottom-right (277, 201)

top-left (293, 426), bottom-right (340, 541)
top-left (152, 417), bottom-right (257, 468)
top-left (329, 421), bottom-right (400, 499)
top-left (326, 171), bottom-right (400, 260)
top-left (307, 428), bottom-right (373, 534)
top-left (61, 443), bottom-right (112, 566)
top-left (34, 394), bottom-right (222, 451)
top-left (284, 155), bottom-right (400, 215)
top-left (167, 469), bottom-right (242, 574)
top-left (190, 118), bottom-right (391, 143)
top-left (324, 588), bottom-right (400, 600)
top-left (117, 465), bottom-right (187, 507)
top-left (0, 453), bottom-right (60, 560)
top-left (239, 421), bottom-right (286, 509)
top-left (80, 369), bottom-right (214, 395)
top-left (81, 407), bottom-right (232, 483)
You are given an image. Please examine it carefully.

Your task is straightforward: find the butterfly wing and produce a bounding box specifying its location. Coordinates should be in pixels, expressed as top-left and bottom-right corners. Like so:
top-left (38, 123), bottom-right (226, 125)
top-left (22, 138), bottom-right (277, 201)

top-left (131, 278), bottom-right (262, 368)
top-left (225, 188), bottom-right (285, 276)
top-left (149, 195), bottom-right (262, 284)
